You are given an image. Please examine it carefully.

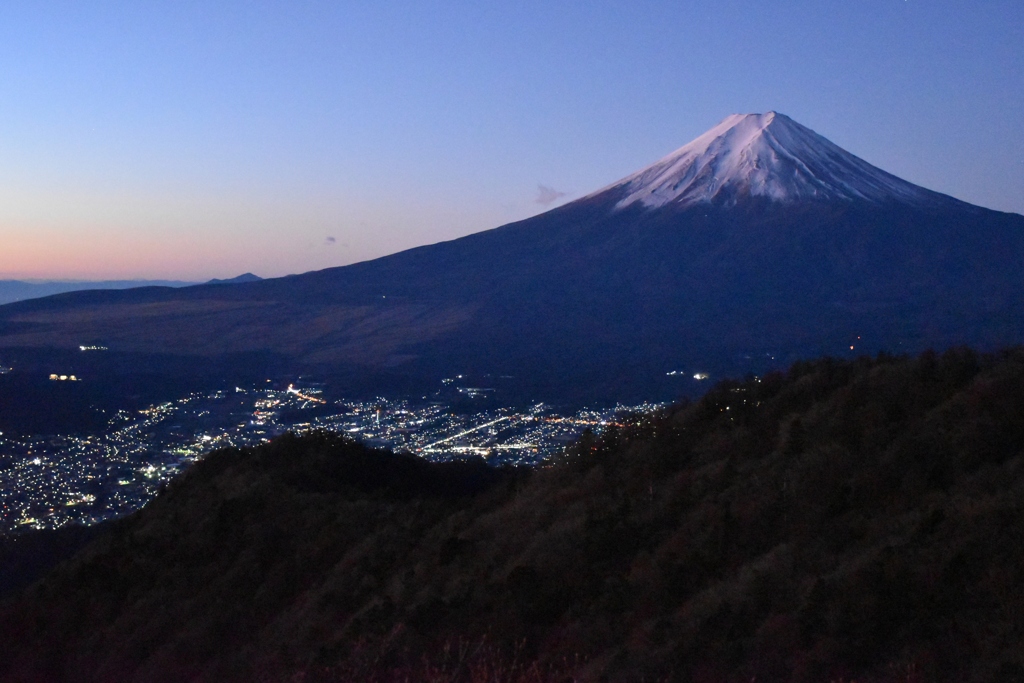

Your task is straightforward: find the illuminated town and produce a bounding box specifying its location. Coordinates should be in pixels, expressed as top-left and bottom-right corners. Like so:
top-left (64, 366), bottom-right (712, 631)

top-left (0, 378), bottom-right (662, 533)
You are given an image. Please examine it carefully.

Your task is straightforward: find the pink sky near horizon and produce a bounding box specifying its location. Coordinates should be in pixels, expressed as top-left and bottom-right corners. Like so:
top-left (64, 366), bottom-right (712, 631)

top-left (0, 184), bottom-right (521, 281)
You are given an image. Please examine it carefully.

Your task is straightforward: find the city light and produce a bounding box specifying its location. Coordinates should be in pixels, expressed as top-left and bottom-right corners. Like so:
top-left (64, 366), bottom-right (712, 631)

top-left (0, 377), bottom-right (663, 533)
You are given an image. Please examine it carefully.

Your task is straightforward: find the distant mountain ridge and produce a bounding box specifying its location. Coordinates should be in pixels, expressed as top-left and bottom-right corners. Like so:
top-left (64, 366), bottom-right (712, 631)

top-left (206, 273), bottom-right (262, 285)
top-left (0, 279), bottom-right (196, 306)
top-left (1, 113), bottom-right (1022, 403)
top-left (0, 274), bottom-right (262, 306)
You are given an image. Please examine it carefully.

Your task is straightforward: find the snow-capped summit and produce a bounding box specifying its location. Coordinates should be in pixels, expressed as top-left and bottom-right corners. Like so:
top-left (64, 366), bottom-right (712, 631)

top-left (602, 112), bottom-right (941, 210)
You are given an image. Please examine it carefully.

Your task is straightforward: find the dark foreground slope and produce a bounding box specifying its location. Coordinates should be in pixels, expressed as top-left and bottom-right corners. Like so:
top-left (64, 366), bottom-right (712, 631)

top-left (4, 348), bottom-right (1024, 682)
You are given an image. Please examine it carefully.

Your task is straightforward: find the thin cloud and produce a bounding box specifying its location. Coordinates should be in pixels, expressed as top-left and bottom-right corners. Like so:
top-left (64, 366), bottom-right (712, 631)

top-left (535, 184), bottom-right (568, 206)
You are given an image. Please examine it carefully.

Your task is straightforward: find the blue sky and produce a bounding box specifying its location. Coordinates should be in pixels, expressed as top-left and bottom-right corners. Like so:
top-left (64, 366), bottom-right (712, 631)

top-left (1, 1), bottom-right (1021, 279)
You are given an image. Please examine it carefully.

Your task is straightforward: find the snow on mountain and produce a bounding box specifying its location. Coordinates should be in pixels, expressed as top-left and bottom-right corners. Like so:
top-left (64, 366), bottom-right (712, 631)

top-left (599, 112), bottom-right (944, 210)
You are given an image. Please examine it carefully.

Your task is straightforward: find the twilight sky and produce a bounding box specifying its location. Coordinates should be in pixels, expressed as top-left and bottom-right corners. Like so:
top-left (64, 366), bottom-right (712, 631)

top-left (1, 1), bottom-right (1021, 281)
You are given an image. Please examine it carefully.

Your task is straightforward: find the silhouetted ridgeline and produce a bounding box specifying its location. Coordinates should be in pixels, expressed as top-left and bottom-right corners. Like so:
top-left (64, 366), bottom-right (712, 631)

top-left (3, 348), bottom-right (1024, 682)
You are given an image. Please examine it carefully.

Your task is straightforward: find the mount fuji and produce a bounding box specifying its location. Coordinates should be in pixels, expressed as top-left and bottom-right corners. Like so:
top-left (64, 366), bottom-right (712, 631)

top-left (2, 113), bottom-right (1023, 403)
top-left (600, 111), bottom-right (947, 209)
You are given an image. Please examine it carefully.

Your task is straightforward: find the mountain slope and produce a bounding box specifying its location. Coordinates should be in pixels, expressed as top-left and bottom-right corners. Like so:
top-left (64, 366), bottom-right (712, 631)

top-left (3, 348), bottom-right (1024, 682)
top-left (1, 114), bottom-right (1022, 402)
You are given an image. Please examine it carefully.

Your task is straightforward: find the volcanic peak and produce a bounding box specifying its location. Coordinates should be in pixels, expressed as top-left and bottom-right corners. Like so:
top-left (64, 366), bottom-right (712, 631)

top-left (605, 111), bottom-right (943, 210)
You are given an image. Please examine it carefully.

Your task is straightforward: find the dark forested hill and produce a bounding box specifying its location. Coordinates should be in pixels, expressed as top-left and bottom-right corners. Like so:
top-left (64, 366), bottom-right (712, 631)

top-left (3, 348), bottom-right (1024, 682)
